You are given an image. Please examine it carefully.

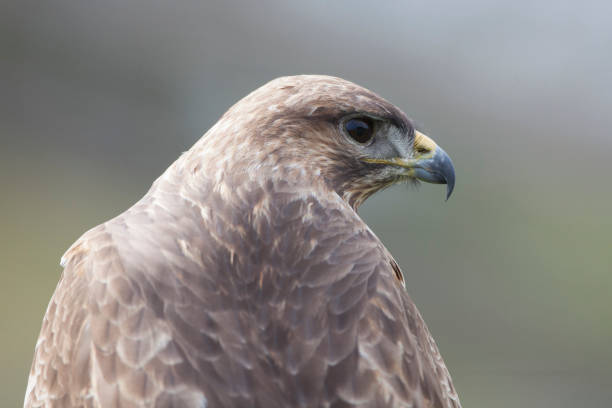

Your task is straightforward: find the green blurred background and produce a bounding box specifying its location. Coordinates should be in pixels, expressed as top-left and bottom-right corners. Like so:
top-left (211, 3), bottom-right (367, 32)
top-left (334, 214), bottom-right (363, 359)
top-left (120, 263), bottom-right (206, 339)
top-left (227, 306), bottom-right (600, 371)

top-left (2, 1), bottom-right (611, 406)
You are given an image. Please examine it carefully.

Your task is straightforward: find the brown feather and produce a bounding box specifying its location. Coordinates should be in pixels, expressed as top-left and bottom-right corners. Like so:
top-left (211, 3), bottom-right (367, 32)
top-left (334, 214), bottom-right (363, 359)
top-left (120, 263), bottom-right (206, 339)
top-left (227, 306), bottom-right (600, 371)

top-left (25, 75), bottom-right (460, 407)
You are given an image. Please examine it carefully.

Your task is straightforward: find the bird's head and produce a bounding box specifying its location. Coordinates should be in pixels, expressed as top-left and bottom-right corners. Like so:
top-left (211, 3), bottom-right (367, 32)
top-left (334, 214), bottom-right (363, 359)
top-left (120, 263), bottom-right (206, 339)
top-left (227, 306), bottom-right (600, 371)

top-left (196, 75), bottom-right (455, 210)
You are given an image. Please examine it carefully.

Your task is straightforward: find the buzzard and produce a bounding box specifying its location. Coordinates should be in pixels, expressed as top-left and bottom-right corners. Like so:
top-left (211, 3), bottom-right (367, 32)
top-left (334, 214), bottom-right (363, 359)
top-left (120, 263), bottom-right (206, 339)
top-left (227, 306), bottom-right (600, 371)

top-left (25, 75), bottom-right (459, 407)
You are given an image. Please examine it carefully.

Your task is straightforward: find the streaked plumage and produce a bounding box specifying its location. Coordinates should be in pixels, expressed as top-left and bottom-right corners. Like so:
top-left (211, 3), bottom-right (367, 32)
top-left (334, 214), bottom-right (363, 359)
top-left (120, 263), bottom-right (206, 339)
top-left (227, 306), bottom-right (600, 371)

top-left (25, 75), bottom-right (460, 407)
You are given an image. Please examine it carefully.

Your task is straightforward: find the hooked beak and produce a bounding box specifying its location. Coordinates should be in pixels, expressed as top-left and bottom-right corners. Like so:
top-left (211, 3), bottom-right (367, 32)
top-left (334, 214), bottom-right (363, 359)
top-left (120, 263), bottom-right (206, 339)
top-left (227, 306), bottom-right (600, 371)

top-left (364, 130), bottom-right (456, 200)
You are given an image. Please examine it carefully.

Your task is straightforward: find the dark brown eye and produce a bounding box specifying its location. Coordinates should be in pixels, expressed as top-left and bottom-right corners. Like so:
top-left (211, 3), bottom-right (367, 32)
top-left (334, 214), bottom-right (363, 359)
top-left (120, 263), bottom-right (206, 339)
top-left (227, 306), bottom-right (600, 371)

top-left (345, 117), bottom-right (374, 144)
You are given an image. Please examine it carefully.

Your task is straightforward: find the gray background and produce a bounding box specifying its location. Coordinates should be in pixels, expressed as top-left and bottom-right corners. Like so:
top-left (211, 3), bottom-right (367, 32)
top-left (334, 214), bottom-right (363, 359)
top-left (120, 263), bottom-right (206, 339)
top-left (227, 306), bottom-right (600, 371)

top-left (2, 1), bottom-right (611, 406)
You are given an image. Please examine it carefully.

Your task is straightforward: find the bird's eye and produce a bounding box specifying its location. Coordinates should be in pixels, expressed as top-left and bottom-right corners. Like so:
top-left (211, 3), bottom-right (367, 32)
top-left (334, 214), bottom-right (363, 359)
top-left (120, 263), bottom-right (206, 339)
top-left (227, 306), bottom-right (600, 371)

top-left (344, 117), bottom-right (374, 144)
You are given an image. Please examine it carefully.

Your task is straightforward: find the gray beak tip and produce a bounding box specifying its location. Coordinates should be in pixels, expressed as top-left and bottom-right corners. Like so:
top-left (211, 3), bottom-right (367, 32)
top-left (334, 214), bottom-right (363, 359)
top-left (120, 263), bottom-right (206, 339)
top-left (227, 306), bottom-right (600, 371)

top-left (433, 146), bottom-right (455, 201)
top-left (411, 147), bottom-right (456, 201)
top-left (444, 164), bottom-right (455, 201)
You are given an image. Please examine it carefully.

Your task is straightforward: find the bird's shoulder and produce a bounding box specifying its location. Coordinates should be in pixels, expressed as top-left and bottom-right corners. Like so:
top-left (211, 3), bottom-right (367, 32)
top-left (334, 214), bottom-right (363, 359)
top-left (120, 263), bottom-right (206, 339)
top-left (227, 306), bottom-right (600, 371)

top-left (26, 212), bottom-right (213, 407)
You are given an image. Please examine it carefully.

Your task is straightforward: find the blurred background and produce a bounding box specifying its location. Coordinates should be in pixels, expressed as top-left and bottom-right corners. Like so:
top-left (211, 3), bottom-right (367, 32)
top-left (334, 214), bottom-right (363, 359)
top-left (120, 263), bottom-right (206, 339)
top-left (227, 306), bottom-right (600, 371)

top-left (2, 1), bottom-right (611, 406)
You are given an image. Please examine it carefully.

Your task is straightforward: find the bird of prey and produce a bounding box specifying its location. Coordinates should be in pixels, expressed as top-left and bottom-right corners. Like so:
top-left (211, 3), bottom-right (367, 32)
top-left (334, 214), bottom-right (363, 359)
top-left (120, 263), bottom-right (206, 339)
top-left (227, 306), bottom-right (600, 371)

top-left (25, 75), bottom-right (459, 408)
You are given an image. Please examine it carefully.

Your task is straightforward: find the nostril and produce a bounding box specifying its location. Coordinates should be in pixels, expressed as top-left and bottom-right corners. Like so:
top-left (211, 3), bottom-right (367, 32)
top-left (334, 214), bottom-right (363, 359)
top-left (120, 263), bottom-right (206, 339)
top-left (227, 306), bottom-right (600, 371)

top-left (416, 147), bottom-right (430, 154)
